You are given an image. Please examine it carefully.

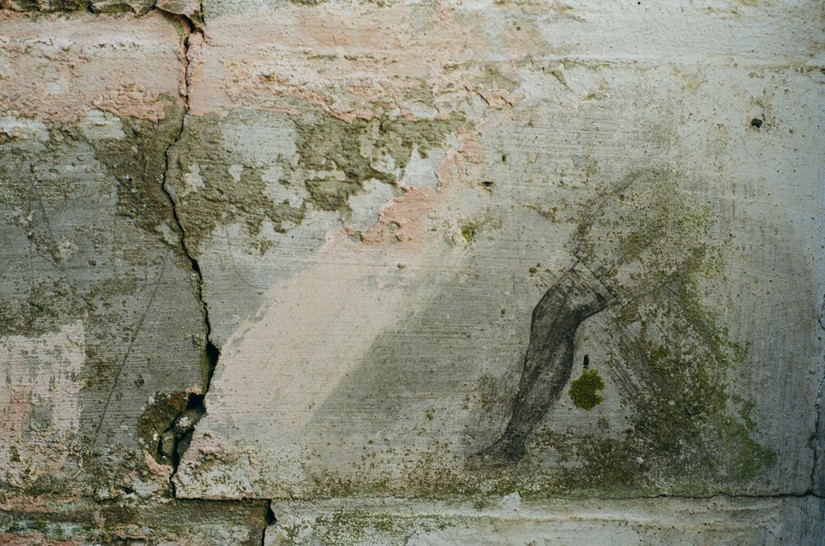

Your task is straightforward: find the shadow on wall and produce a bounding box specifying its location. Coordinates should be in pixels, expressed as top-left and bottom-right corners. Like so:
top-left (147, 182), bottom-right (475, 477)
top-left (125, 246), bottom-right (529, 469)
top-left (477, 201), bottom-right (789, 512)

top-left (309, 168), bottom-right (779, 494)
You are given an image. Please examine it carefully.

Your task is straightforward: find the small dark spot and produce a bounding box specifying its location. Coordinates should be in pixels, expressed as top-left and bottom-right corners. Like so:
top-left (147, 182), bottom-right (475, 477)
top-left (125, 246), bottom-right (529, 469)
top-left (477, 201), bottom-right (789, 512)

top-left (583, 355), bottom-right (590, 369)
top-left (500, 308), bottom-right (506, 316)
top-left (481, 180), bottom-right (495, 189)
top-left (501, 153), bottom-right (508, 163)
top-left (529, 266), bottom-right (538, 274)
top-left (750, 118), bottom-right (763, 129)
top-left (461, 224), bottom-right (477, 243)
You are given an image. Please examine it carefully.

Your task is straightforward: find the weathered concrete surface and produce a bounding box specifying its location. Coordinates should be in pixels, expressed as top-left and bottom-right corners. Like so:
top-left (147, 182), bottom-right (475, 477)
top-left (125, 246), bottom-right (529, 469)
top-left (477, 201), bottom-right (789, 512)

top-left (173, 0), bottom-right (825, 506)
top-left (1, 0), bottom-right (157, 15)
top-left (0, 8), bottom-right (206, 506)
top-left (0, 10), bottom-right (273, 543)
top-left (0, 494), bottom-right (269, 545)
top-left (1, 0), bottom-right (824, 544)
top-left (264, 495), bottom-right (825, 545)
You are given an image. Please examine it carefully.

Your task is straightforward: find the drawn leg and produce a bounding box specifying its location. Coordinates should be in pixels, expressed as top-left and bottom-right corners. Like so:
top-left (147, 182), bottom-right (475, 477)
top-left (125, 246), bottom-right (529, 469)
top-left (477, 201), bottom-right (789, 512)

top-left (473, 264), bottom-right (612, 465)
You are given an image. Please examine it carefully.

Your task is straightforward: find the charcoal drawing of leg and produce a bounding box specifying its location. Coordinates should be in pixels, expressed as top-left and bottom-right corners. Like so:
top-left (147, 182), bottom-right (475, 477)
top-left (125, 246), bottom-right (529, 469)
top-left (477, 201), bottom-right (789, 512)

top-left (474, 264), bottom-right (612, 465)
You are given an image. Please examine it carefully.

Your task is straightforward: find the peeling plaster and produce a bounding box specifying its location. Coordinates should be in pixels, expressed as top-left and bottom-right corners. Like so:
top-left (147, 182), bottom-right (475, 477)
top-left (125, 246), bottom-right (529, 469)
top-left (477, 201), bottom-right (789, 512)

top-left (1, 1), bottom-right (824, 544)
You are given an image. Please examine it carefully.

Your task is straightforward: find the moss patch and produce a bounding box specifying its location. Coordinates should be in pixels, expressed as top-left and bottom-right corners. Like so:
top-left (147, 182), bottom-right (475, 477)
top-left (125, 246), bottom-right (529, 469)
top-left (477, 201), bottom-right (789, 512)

top-left (548, 168), bottom-right (775, 493)
top-left (167, 108), bottom-right (462, 255)
top-left (276, 168), bottom-right (775, 501)
top-left (569, 369), bottom-right (605, 410)
top-left (86, 103), bottom-right (187, 250)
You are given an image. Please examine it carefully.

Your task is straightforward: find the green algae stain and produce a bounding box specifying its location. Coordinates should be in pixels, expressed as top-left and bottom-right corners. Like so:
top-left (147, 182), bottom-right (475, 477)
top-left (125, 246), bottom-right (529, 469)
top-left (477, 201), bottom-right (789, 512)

top-left (554, 168), bottom-right (777, 492)
top-left (294, 110), bottom-right (461, 212)
top-left (460, 223), bottom-right (477, 243)
top-left (86, 102), bottom-right (187, 250)
top-left (166, 107), bottom-right (462, 255)
top-left (569, 369), bottom-right (605, 410)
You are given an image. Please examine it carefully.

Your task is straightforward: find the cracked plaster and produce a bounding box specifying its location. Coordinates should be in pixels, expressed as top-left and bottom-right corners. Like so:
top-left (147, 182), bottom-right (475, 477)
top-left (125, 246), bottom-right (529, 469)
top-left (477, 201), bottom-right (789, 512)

top-left (1, 0), bottom-right (824, 544)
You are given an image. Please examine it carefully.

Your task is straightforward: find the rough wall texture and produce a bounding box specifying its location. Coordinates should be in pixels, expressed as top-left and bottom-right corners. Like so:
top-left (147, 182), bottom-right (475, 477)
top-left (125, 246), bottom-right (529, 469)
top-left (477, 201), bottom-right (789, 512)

top-left (1, 1), bottom-right (823, 544)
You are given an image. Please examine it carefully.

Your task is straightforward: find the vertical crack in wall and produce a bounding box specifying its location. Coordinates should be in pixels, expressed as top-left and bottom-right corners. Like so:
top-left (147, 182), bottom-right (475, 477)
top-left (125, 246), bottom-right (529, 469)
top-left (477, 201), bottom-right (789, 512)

top-left (153, 11), bottom-right (278, 542)
top-left (261, 504), bottom-right (277, 545)
top-left (810, 298), bottom-right (825, 496)
top-left (812, 372), bottom-right (824, 496)
top-left (156, 3), bottom-right (215, 486)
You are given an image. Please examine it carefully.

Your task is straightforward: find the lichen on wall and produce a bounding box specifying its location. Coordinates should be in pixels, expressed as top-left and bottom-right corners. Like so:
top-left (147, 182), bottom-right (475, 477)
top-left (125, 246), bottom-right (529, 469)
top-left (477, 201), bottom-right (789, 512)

top-left (166, 107), bottom-right (462, 256)
top-left (1, 0), bottom-right (824, 543)
top-left (0, 321), bottom-right (86, 488)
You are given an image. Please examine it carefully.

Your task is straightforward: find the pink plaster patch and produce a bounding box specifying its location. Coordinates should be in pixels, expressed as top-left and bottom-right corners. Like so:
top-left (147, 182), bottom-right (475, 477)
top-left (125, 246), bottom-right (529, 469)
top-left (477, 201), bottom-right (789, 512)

top-left (0, 12), bottom-right (184, 123)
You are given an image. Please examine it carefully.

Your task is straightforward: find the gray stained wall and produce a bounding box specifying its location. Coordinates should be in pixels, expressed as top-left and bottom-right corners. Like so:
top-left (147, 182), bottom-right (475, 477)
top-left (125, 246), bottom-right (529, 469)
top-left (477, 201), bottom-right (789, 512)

top-left (1, 1), bottom-right (823, 544)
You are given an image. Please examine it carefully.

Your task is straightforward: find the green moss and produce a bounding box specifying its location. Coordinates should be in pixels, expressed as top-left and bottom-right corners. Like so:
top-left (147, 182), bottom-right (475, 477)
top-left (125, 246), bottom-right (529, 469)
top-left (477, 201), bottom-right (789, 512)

top-left (459, 217), bottom-right (501, 245)
top-left (569, 369), bottom-right (605, 410)
top-left (87, 102), bottom-right (187, 251)
top-left (461, 223), bottom-right (477, 243)
top-left (167, 108), bottom-right (462, 255)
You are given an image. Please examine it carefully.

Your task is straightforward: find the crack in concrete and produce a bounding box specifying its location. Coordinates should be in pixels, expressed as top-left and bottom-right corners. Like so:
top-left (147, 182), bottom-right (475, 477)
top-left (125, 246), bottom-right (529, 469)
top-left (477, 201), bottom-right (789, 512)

top-left (810, 352), bottom-right (824, 495)
top-left (261, 504), bottom-right (277, 545)
top-left (157, 3), bottom-right (216, 486)
top-left (810, 294), bottom-right (825, 495)
top-left (153, 10), bottom-right (277, 544)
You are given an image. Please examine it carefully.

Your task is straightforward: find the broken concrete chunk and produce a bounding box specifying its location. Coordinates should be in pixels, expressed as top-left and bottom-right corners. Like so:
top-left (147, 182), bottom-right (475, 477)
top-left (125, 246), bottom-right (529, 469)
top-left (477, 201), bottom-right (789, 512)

top-left (156, 0), bottom-right (203, 26)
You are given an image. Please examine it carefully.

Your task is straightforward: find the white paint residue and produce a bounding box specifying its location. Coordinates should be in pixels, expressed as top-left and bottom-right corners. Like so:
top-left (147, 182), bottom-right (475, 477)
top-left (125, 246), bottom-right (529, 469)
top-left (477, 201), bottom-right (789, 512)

top-left (79, 109), bottom-right (126, 141)
top-left (347, 179), bottom-right (397, 233)
top-left (0, 321), bottom-right (86, 485)
top-left (221, 114), bottom-right (298, 168)
top-left (0, 116), bottom-right (50, 145)
top-left (182, 162), bottom-right (206, 197)
top-left (402, 145), bottom-right (444, 189)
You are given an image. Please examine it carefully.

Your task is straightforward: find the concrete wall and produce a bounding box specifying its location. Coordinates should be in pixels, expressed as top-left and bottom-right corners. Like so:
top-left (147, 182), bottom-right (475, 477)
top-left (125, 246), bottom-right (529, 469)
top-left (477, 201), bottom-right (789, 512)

top-left (1, 1), bottom-right (823, 544)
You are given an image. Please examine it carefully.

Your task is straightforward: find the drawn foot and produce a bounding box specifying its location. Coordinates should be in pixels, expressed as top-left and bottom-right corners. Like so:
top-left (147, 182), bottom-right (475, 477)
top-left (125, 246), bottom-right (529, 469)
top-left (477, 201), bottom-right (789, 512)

top-left (467, 436), bottom-right (525, 468)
